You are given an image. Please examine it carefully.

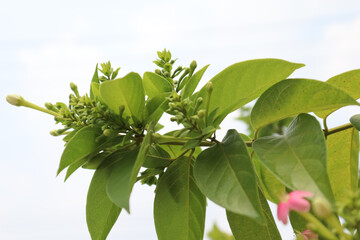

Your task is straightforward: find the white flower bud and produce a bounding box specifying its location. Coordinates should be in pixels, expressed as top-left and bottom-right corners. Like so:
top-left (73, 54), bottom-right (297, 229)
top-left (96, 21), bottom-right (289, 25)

top-left (6, 94), bottom-right (24, 106)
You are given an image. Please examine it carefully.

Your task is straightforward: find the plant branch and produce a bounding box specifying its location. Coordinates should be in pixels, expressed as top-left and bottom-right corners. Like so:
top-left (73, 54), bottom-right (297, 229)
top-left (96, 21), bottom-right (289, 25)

top-left (325, 123), bottom-right (353, 136)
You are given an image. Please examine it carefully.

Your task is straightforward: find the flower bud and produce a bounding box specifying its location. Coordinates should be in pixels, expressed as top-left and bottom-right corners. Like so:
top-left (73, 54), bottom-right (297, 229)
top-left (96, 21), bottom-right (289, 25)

top-left (190, 60), bottom-right (197, 70)
top-left (198, 110), bottom-right (206, 118)
top-left (206, 82), bottom-right (213, 93)
top-left (313, 197), bottom-right (332, 219)
top-left (70, 82), bottom-right (79, 97)
top-left (196, 97), bottom-right (203, 104)
top-left (6, 94), bottom-right (24, 106)
top-left (155, 69), bottom-right (162, 75)
top-left (103, 129), bottom-right (112, 136)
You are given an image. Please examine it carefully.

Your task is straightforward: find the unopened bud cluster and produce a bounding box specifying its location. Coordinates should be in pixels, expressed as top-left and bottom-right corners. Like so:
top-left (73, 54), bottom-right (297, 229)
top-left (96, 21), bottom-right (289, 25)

top-left (337, 190), bottom-right (360, 232)
top-left (167, 91), bottom-right (205, 133)
top-left (98, 61), bottom-right (120, 82)
top-left (47, 83), bottom-right (130, 138)
top-left (153, 49), bottom-right (198, 92)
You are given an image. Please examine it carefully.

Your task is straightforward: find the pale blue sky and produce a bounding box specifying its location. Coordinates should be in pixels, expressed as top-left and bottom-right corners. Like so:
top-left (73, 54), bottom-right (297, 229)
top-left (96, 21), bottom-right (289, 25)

top-left (2, 1), bottom-right (360, 239)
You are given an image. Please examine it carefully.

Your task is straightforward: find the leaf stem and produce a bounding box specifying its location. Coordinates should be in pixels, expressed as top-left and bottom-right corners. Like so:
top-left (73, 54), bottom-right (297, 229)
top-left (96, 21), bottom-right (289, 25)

top-left (326, 123), bottom-right (353, 136)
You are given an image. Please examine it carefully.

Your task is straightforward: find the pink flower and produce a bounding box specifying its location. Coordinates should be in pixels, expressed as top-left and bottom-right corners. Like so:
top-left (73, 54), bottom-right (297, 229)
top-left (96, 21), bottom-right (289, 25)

top-left (301, 229), bottom-right (318, 240)
top-left (277, 190), bottom-right (313, 224)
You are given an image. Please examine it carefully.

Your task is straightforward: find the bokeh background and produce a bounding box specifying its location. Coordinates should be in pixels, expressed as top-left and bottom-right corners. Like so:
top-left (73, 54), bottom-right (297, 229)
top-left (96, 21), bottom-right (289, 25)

top-left (2, 0), bottom-right (360, 239)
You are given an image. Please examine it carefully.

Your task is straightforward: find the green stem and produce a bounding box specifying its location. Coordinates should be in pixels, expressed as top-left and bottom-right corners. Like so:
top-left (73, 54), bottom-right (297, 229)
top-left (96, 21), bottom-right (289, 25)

top-left (325, 214), bottom-right (351, 239)
top-left (21, 99), bottom-right (62, 117)
top-left (297, 212), bottom-right (337, 240)
top-left (326, 123), bottom-right (353, 136)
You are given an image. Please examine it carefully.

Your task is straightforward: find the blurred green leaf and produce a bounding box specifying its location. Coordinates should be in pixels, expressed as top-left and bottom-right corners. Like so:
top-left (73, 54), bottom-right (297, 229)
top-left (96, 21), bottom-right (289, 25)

top-left (327, 128), bottom-right (359, 202)
top-left (143, 72), bottom-right (173, 98)
top-left (207, 224), bottom-right (234, 240)
top-left (90, 64), bottom-right (99, 99)
top-left (182, 65), bottom-right (209, 99)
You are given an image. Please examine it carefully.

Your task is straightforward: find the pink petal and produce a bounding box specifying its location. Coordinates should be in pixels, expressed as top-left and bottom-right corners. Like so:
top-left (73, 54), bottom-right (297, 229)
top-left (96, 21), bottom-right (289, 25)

top-left (277, 202), bottom-right (289, 224)
top-left (287, 197), bottom-right (311, 212)
top-left (302, 229), bottom-right (318, 240)
top-left (289, 190), bottom-right (313, 199)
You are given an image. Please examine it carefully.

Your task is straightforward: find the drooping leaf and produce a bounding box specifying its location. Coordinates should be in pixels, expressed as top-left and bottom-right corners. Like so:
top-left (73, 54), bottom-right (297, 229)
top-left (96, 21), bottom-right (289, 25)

top-left (106, 149), bottom-right (139, 211)
top-left (182, 65), bottom-right (209, 99)
top-left (315, 69), bottom-right (360, 118)
top-left (100, 72), bottom-right (145, 122)
top-left (227, 189), bottom-right (281, 240)
top-left (154, 157), bottom-right (206, 240)
top-left (250, 79), bottom-right (359, 129)
top-left (289, 211), bottom-right (308, 233)
top-left (350, 114), bottom-right (360, 131)
top-left (327, 128), bottom-right (359, 202)
top-left (106, 131), bottom-right (152, 212)
top-left (90, 63), bottom-right (99, 99)
top-left (194, 129), bottom-right (263, 223)
top-left (194, 59), bottom-right (304, 124)
top-left (57, 126), bottom-right (101, 175)
top-left (86, 167), bottom-right (121, 240)
top-left (143, 72), bottom-right (173, 98)
top-left (253, 114), bottom-right (335, 204)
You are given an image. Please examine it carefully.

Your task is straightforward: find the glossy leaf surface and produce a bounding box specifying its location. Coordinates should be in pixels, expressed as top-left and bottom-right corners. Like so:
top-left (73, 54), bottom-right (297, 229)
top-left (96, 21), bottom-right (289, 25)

top-left (195, 59), bottom-right (304, 124)
top-left (253, 114), bottom-right (335, 203)
top-left (154, 157), bottom-right (206, 240)
top-left (194, 129), bottom-right (263, 222)
top-left (87, 167), bottom-right (121, 240)
top-left (100, 72), bottom-right (145, 122)
top-left (327, 128), bottom-right (359, 202)
top-left (227, 189), bottom-right (281, 240)
top-left (251, 79), bottom-right (359, 129)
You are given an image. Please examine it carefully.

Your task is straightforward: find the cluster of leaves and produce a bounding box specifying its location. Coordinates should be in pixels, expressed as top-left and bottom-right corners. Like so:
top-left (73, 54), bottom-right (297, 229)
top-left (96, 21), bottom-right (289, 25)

top-left (8, 49), bottom-right (360, 240)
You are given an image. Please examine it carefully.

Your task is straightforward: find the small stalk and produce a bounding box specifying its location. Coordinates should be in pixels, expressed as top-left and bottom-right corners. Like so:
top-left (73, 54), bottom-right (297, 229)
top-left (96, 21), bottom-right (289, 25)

top-left (297, 212), bottom-right (337, 240)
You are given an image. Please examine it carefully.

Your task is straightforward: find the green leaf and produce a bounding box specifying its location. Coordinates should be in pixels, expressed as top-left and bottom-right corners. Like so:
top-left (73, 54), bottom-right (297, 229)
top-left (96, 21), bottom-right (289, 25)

top-left (57, 126), bottom-right (101, 175)
top-left (289, 211), bottom-right (308, 233)
top-left (143, 144), bottom-right (172, 168)
top-left (143, 72), bottom-right (173, 98)
top-left (91, 82), bottom-right (104, 103)
top-left (182, 65), bottom-right (209, 99)
top-left (90, 63), bottom-right (99, 100)
top-left (253, 114), bottom-right (335, 204)
top-left (154, 157), bottom-right (206, 240)
top-left (87, 167), bottom-right (121, 240)
top-left (106, 131), bottom-right (152, 212)
top-left (194, 59), bottom-right (304, 124)
top-left (315, 69), bottom-right (360, 118)
top-left (250, 79), bottom-right (359, 129)
top-left (100, 72), bottom-right (145, 122)
top-left (207, 224), bottom-right (235, 240)
top-left (227, 189), bottom-right (281, 240)
top-left (145, 92), bottom-right (170, 123)
top-left (106, 149), bottom-right (139, 211)
top-left (194, 129), bottom-right (263, 222)
top-left (350, 114), bottom-right (360, 131)
top-left (327, 128), bottom-right (359, 202)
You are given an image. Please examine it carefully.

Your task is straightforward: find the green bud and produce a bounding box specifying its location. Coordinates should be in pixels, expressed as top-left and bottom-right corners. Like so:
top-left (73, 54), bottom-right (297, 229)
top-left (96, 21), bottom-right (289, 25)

top-left (70, 82), bottom-right (80, 97)
top-left (45, 102), bottom-right (59, 112)
top-left (190, 60), bottom-right (197, 70)
top-left (163, 63), bottom-right (172, 72)
top-left (103, 129), bottom-right (112, 136)
top-left (198, 110), bottom-right (206, 118)
top-left (170, 117), bottom-right (177, 122)
top-left (196, 97), bottom-right (203, 104)
top-left (163, 72), bottom-right (170, 78)
top-left (6, 94), bottom-right (24, 106)
top-left (119, 105), bottom-right (125, 117)
top-left (313, 197), bottom-right (332, 219)
top-left (206, 82), bottom-right (213, 93)
top-left (155, 69), bottom-right (162, 75)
